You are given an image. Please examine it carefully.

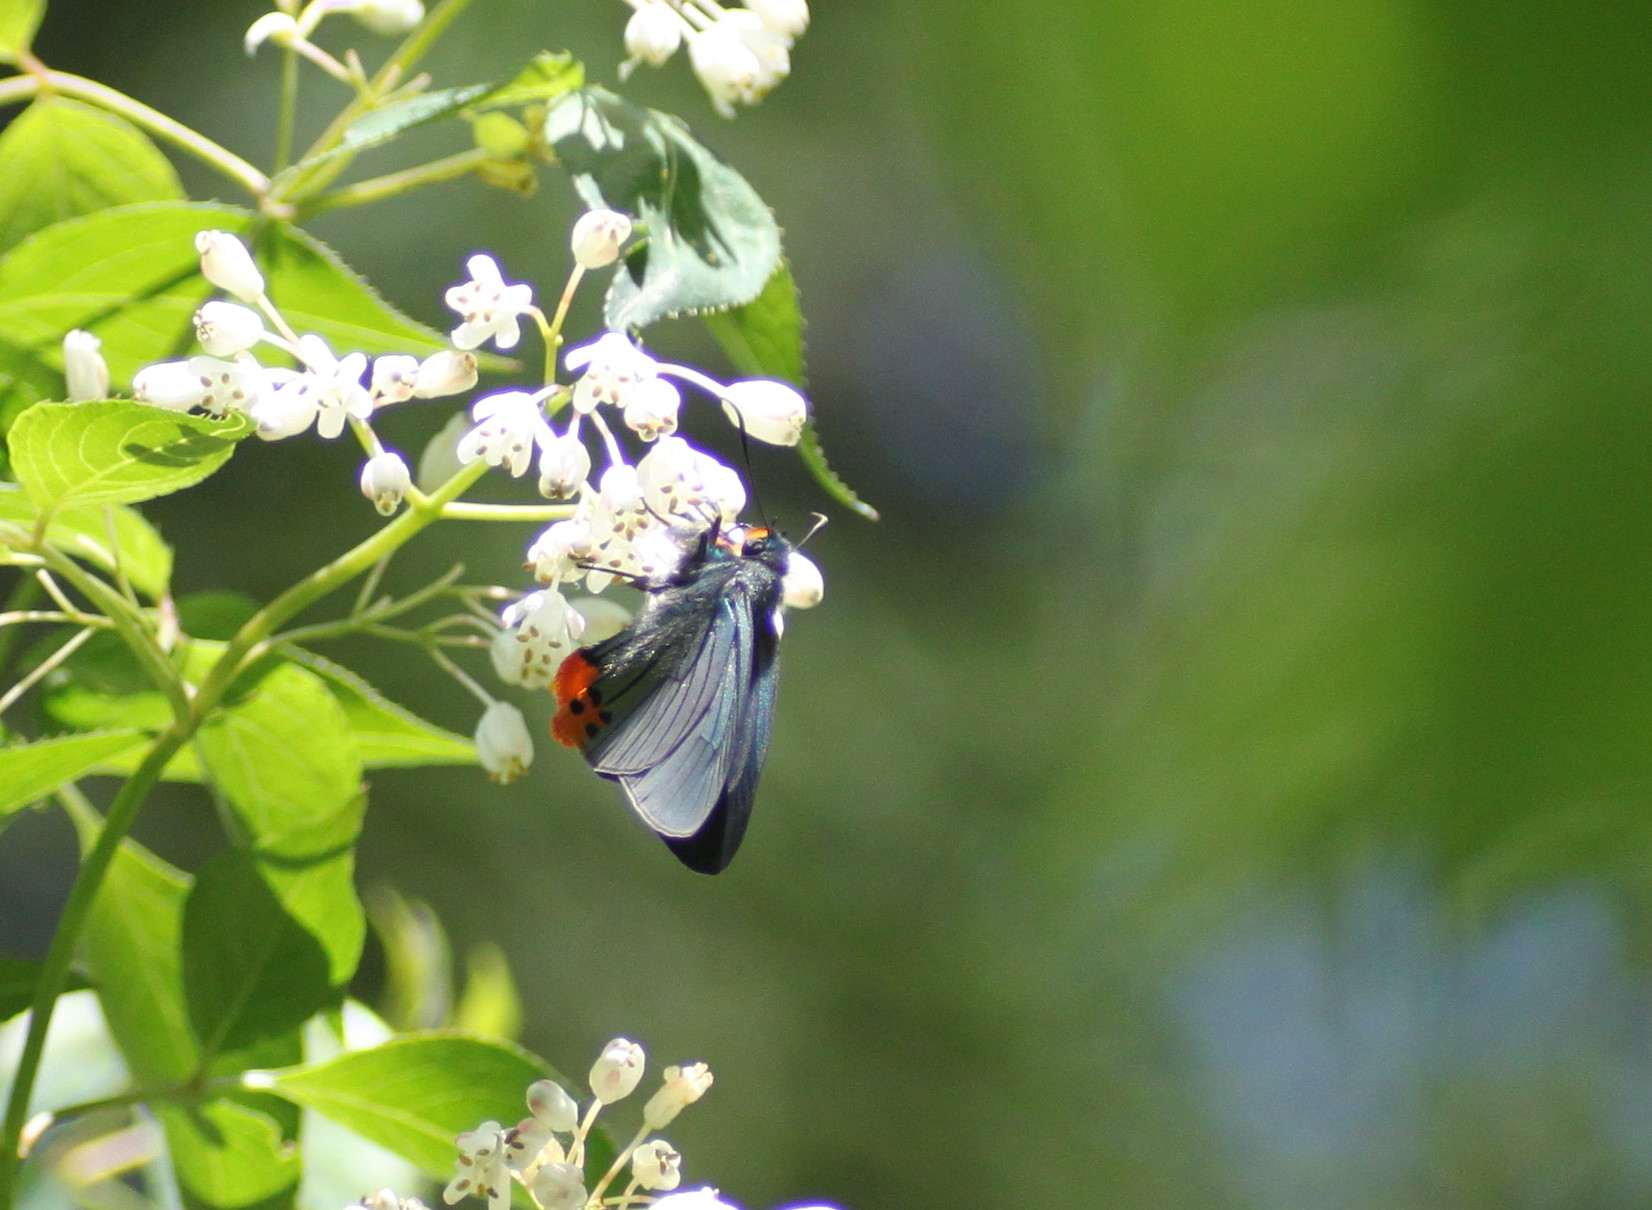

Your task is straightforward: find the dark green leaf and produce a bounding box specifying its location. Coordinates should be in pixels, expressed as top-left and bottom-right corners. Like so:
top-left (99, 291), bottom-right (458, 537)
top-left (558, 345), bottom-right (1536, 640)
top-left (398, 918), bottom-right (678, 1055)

top-left (154, 1099), bottom-right (301, 1210)
top-left (265, 1034), bottom-right (548, 1178)
top-left (0, 333), bottom-right (65, 476)
top-left (80, 840), bottom-right (199, 1084)
top-left (286, 648), bottom-right (476, 769)
top-left (182, 850), bottom-right (339, 1058)
top-left (333, 84), bottom-right (497, 158)
top-left (0, 956), bottom-right (89, 1023)
top-left (0, 0), bottom-right (44, 63)
top-left (9, 400), bottom-right (251, 512)
top-left (0, 483), bottom-right (174, 598)
top-left (0, 730), bottom-right (149, 821)
top-left (542, 88), bottom-right (781, 330)
top-left (0, 97), bottom-right (183, 252)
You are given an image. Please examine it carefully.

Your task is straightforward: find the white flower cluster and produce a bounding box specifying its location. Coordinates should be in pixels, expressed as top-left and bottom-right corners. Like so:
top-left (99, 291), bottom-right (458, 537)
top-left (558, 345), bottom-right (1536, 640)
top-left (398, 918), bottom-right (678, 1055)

top-left (129, 230), bottom-right (477, 517)
top-left (421, 1037), bottom-right (840, 1210)
top-left (619, 0), bottom-right (809, 118)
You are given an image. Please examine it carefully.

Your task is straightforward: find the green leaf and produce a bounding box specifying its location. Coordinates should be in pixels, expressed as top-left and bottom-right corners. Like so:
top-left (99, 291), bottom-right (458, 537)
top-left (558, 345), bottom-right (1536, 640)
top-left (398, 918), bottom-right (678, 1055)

top-left (0, 483), bottom-right (174, 598)
top-left (0, 97), bottom-right (184, 253)
top-left (195, 661), bottom-right (363, 855)
top-left (542, 88), bottom-right (782, 331)
top-left (286, 648), bottom-right (476, 769)
top-left (0, 0), bottom-right (44, 63)
top-left (0, 957), bottom-right (89, 1023)
top-left (332, 84), bottom-right (498, 160)
top-left (9, 400), bottom-right (251, 512)
top-left (79, 840), bottom-right (199, 1084)
top-left (154, 1099), bottom-right (301, 1210)
top-left (182, 850), bottom-right (339, 1058)
top-left (472, 51), bottom-right (585, 112)
top-left (264, 1034), bottom-right (549, 1179)
top-left (0, 730), bottom-right (149, 821)
top-left (0, 333), bottom-right (65, 476)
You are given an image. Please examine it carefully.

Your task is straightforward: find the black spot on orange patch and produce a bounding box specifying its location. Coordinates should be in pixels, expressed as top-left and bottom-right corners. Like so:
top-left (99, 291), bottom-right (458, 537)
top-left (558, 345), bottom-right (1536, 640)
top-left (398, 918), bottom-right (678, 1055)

top-left (551, 650), bottom-right (603, 749)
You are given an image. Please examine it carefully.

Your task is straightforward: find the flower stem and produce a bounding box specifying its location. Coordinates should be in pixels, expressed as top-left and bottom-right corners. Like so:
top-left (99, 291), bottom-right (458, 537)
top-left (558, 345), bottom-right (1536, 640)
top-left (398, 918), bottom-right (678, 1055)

top-left (298, 148), bottom-right (492, 218)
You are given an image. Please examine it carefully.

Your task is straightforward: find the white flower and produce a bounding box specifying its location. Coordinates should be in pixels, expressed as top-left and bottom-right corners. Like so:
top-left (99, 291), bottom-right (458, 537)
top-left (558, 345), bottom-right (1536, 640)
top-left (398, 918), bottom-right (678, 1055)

top-left (245, 11), bottom-right (298, 54)
top-left (525, 1080), bottom-right (579, 1133)
top-left (63, 330), bottom-right (108, 401)
top-left (528, 1164), bottom-right (585, 1210)
top-left (133, 360), bottom-right (206, 412)
top-left (622, 375), bottom-right (681, 441)
top-left (638, 436), bottom-right (746, 523)
top-left (747, 0), bottom-right (809, 39)
top-left (347, 0), bottom-right (424, 35)
top-left (584, 464), bottom-right (661, 587)
top-left (536, 430), bottom-right (592, 499)
top-left (370, 354), bottom-right (420, 404)
top-left (195, 230), bottom-right (265, 301)
top-left (496, 590), bottom-right (585, 689)
top-left (443, 1122), bottom-right (511, 1210)
top-left (456, 391), bottom-right (551, 477)
top-left (631, 1139), bottom-right (682, 1192)
top-left (782, 549), bottom-right (823, 608)
top-left (565, 332), bottom-right (658, 414)
top-left (570, 208), bottom-right (633, 270)
top-left (445, 254), bottom-right (534, 351)
top-left (589, 1037), bottom-right (645, 1103)
top-left (193, 301), bottom-right (265, 357)
top-left (526, 518), bottom-right (593, 585)
top-left (251, 375), bottom-right (320, 440)
top-left (724, 9), bottom-right (793, 90)
top-left (688, 25), bottom-right (762, 118)
top-left (621, 1), bottom-right (684, 78)
top-left (190, 354), bottom-right (280, 418)
top-left (359, 1192), bottom-right (428, 1210)
top-left (650, 1190), bottom-right (737, 1210)
top-left (295, 334), bottom-right (372, 439)
top-left (719, 379), bottom-right (806, 445)
top-left (417, 411), bottom-right (471, 491)
top-left (413, 350), bottom-right (479, 398)
top-left (359, 450), bottom-right (412, 515)
top-left (474, 705), bottom-right (533, 784)
top-left (643, 1063), bottom-right (713, 1129)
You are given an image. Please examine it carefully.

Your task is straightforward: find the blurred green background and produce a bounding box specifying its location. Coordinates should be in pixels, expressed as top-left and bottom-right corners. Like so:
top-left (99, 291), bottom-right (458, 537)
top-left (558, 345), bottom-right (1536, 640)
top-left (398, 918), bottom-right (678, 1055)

top-left (8, 0), bottom-right (1652, 1206)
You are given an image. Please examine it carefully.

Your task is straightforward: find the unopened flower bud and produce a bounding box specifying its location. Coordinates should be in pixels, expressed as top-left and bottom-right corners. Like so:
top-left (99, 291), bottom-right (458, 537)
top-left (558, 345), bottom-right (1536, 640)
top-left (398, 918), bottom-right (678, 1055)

top-left (631, 1140), bottom-right (682, 1192)
top-left (570, 209), bottom-right (633, 270)
top-left (349, 0), bottom-right (424, 35)
top-left (371, 354), bottom-right (420, 404)
top-left (475, 701), bottom-right (533, 782)
top-left (413, 350), bottom-right (479, 398)
top-left (525, 1080), bottom-right (578, 1132)
top-left (643, 1062), bottom-right (712, 1129)
top-left (622, 376), bottom-right (680, 441)
top-left (63, 330), bottom-right (109, 401)
top-left (359, 450), bottom-right (412, 515)
top-left (747, 0), bottom-right (809, 38)
top-left (782, 550), bottom-right (823, 609)
top-left (623, 2), bottom-right (684, 73)
top-left (194, 301), bottom-right (265, 357)
top-left (537, 432), bottom-right (592, 499)
top-left (589, 1037), bottom-right (645, 1102)
top-left (529, 1163), bottom-right (585, 1210)
top-left (133, 361), bottom-right (206, 412)
top-left (689, 27), bottom-right (762, 118)
top-left (195, 230), bottom-right (265, 301)
top-left (245, 11), bottom-right (298, 54)
top-left (720, 379), bottom-right (806, 445)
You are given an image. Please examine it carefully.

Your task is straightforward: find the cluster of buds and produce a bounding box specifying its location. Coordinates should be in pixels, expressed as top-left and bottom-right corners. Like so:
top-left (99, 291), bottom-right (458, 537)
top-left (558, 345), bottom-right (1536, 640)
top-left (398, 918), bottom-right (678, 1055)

top-left (619, 0), bottom-right (809, 117)
top-left (440, 1038), bottom-right (714, 1210)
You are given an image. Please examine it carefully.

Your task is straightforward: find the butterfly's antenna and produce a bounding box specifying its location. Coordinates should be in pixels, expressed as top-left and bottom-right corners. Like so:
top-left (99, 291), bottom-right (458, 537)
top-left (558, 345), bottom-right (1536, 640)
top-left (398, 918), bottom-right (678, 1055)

top-left (798, 512), bottom-right (829, 547)
top-left (726, 398), bottom-right (770, 524)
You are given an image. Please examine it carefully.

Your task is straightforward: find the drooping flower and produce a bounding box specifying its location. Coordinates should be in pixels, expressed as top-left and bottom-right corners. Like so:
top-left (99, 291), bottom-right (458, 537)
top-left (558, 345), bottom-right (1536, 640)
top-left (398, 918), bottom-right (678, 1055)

top-left (622, 375), bottom-right (681, 441)
top-left (565, 332), bottom-right (658, 414)
top-left (536, 429), bottom-right (593, 499)
top-left (621, 0), bottom-right (684, 78)
top-left (747, 0), bottom-right (809, 39)
top-left (719, 379), bottom-right (807, 445)
top-left (570, 208), bottom-right (633, 270)
top-left (442, 1122), bottom-right (512, 1210)
top-left (525, 518), bottom-right (593, 585)
top-left (495, 589), bottom-right (585, 689)
top-left (638, 436), bottom-right (746, 523)
top-left (445, 254), bottom-right (534, 351)
top-left (359, 450), bottom-right (412, 515)
top-left (473, 706), bottom-right (533, 784)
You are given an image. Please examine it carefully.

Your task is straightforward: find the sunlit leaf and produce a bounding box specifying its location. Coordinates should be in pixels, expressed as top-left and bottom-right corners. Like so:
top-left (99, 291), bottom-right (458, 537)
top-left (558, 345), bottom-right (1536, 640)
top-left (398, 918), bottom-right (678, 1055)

top-left (0, 483), bottom-right (174, 598)
top-left (286, 648), bottom-right (476, 769)
top-left (0, 730), bottom-right (148, 822)
top-left (9, 400), bottom-right (251, 512)
top-left (0, 0), bottom-right (44, 64)
top-left (154, 1098), bottom-right (301, 1210)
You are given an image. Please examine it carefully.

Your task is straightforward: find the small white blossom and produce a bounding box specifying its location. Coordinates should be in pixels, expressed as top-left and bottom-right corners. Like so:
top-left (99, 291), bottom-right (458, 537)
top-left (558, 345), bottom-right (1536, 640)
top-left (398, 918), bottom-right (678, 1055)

top-left (720, 379), bottom-right (806, 445)
top-left (193, 301), bottom-right (265, 358)
top-left (457, 391), bottom-right (551, 477)
top-left (525, 1080), bottom-right (579, 1133)
top-left (526, 518), bottom-right (593, 584)
top-left (565, 332), bottom-right (658, 414)
top-left (195, 230), bottom-right (265, 301)
top-left (445, 254), bottom-right (534, 351)
top-left (688, 25), bottom-right (762, 118)
top-left (347, 0), bottom-right (424, 35)
top-left (621, 1), bottom-right (684, 78)
top-left (413, 350), bottom-right (479, 398)
top-left (589, 1037), bottom-right (646, 1103)
top-left (643, 1062), bottom-right (713, 1129)
top-left (638, 436), bottom-right (746, 523)
top-left (244, 11), bottom-right (298, 54)
top-left (443, 1122), bottom-right (511, 1210)
top-left (570, 208), bottom-right (633, 270)
top-left (360, 1192), bottom-right (428, 1210)
top-left (632, 1139), bottom-right (682, 1192)
top-left (622, 375), bottom-right (681, 441)
top-left (474, 704), bottom-right (533, 784)
top-left (294, 335), bottom-right (372, 439)
top-left (63, 330), bottom-right (109, 401)
top-left (359, 450), bottom-right (412, 515)
top-left (133, 360), bottom-right (206, 412)
top-left (650, 1190), bottom-right (736, 1210)
top-left (747, 0), bottom-right (809, 39)
top-left (496, 589), bottom-right (585, 689)
top-left (528, 1163), bottom-right (586, 1210)
top-left (782, 549), bottom-right (823, 609)
top-left (191, 354), bottom-right (280, 418)
top-left (251, 375), bottom-right (320, 440)
top-left (724, 9), bottom-right (793, 90)
top-left (370, 354), bottom-right (420, 404)
top-left (537, 430), bottom-right (593, 499)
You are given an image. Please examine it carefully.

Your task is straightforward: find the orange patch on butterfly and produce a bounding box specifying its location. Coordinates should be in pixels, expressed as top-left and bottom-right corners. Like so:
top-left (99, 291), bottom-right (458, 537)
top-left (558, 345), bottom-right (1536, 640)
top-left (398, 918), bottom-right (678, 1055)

top-left (551, 650), bottom-right (609, 749)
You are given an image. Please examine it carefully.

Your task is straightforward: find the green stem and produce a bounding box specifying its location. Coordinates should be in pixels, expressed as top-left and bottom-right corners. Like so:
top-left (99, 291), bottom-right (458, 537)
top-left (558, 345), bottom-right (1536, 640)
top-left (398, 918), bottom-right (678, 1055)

top-left (0, 725), bottom-right (192, 1207)
top-left (297, 148), bottom-right (491, 218)
top-left (0, 72), bottom-right (271, 206)
top-left (276, 46), bottom-right (301, 173)
top-left (438, 501), bottom-right (575, 523)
